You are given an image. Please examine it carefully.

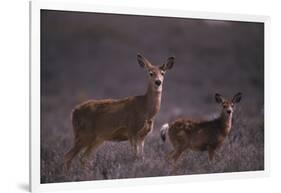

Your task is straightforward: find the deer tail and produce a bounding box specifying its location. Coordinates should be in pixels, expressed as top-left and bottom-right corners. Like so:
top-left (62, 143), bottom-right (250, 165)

top-left (160, 123), bottom-right (169, 142)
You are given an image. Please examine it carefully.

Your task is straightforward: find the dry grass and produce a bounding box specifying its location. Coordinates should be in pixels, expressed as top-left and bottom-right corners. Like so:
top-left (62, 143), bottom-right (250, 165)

top-left (41, 105), bottom-right (264, 183)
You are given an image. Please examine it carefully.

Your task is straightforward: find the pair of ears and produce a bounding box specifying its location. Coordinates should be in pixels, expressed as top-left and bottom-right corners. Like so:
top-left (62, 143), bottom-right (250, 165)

top-left (215, 93), bottom-right (242, 104)
top-left (137, 54), bottom-right (175, 71)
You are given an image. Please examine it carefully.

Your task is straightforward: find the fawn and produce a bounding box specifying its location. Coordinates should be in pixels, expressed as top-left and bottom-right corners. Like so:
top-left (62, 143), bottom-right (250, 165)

top-left (160, 92), bottom-right (242, 163)
top-left (64, 54), bottom-right (175, 170)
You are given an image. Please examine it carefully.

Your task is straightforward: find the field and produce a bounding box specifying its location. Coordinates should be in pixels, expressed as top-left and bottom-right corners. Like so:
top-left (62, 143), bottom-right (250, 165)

top-left (40, 10), bottom-right (264, 183)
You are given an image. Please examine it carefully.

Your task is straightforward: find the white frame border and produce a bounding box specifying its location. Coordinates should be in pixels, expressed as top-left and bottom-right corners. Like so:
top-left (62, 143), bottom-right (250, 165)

top-left (30, 0), bottom-right (270, 192)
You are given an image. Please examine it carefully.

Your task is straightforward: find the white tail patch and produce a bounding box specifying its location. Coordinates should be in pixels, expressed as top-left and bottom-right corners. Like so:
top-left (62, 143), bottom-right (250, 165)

top-left (160, 123), bottom-right (169, 142)
top-left (161, 123), bottom-right (169, 130)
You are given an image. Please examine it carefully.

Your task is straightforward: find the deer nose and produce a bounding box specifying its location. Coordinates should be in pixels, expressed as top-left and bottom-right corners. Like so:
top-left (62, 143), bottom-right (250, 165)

top-left (155, 80), bottom-right (161, 86)
top-left (227, 110), bottom-right (232, 114)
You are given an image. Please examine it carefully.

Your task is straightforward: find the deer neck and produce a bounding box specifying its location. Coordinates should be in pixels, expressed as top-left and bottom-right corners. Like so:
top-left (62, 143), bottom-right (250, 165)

top-left (219, 112), bottom-right (233, 135)
top-left (144, 83), bottom-right (162, 119)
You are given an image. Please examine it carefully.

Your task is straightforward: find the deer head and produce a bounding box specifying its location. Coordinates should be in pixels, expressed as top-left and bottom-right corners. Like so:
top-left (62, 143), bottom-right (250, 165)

top-left (215, 92), bottom-right (242, 118)
top-left (137, 54), bottom-right (174, 92)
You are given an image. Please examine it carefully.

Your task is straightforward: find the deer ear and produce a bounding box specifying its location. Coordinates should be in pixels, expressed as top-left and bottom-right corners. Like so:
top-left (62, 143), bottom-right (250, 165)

top-left (161, 57), bottom-right (175, 71)
top-left (215, 93), bottom-right (224, 104)
top-left (162, 56), bottom-right (175, 70)
top-left (137, 54), bottom-right (151, 68)
top-left (232, 92), bottom-right (242, 103)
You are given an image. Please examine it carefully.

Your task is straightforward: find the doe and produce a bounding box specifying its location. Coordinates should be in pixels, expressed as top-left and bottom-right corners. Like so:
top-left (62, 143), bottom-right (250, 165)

top-left (64, 54), bottom-right (175, 170)
top-left (160, 92), bottom-right (242, 163)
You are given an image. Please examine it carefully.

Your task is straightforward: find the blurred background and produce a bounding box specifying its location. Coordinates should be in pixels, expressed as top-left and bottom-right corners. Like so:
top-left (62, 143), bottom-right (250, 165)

top-left (41, 10), bottom-right (264, 183)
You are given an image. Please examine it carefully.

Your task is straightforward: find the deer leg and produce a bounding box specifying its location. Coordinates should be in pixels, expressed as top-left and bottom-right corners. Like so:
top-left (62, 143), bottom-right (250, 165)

top-left (64, 141), bottom-right (84, 171)
top-left (132, 139), bottom-right (145, 159)
top-left (135, 138), bottom-right (143, 158)
top-left (136, 143), bottom-right (141, 157)
top-left (167, 150), bottom-right (175, 162)
top-left (137, 139), bottom-right (145, 160)
top-left (135, 120), bottom-right (153, 159)
top-left (129, 137), bottom-right (138, 158)
top-left (171, 148), bottom-right (184, 163)
top-left (167, 148), bottom-right (186, 175)
top-left (147, 119), bottom-right (154, 133)
top-left (167, 146), bottom-right (185, 164)
top-left (140, 140), bottom-right (145, 156)
top-left (208, 146), bottom-right (216, 162)
top-left (79, 140), bottom-right (102, 167)
top-left (79, 146), bottom-right (91, 167)
top-left (208, 142), bottom-right (223, 162)
top-left (130, 127), bottom-right (145, 158)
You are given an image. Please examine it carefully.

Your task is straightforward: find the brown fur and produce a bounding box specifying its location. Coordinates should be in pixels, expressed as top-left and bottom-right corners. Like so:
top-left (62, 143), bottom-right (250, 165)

top-left (161, 92), bottom-right (242, 164)
top-left (64, 54), bottom-right (174, 170)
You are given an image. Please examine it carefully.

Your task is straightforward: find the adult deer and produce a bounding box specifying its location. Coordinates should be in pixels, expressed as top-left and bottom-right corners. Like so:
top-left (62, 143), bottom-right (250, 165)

top-left (160, 92), bottom-right (242, 163)
top-left (64, 54), bottom-right (175, 170)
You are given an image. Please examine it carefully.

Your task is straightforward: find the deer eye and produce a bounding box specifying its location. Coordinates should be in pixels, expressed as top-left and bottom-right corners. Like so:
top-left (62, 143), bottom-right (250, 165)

top-left (161, 71), bottom-right (165, 76)
top-left (149, 72), bottom-right (154, 77)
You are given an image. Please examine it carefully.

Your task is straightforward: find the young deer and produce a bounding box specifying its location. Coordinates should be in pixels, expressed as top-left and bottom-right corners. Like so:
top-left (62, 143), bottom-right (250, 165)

top-left (160, 92), bottom-right (242, 163)
top-left (64, 54), bottom-right (175, 170)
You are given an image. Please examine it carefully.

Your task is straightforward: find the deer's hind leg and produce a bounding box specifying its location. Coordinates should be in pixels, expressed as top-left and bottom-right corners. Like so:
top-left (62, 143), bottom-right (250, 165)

top-left (167, 137), bottom-right (186, 163)
top-left (64, 139), bottom-right (85, 171)
top-left (79, 139), bottom-right (103, 167)
top-left (168, 147), bottom-right (186, 163)
top-left (168, 131), bottom-right (188, 163)
top-left (167, 147), bottom-right (187, 175)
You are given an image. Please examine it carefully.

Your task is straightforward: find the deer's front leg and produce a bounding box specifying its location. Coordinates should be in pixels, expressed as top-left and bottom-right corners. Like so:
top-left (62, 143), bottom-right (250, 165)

top-left (207, 143), bottom-right (222, 162)
top-left (136, 140), bottom-right (145, 160)
top-left (129, 137), bottom-right (139, 158)
top-left (208, 147), bottom-right (215, 161)
top-left (137, 120), bottom-right (154, 159)
top-left (148, 119), bottom-right (154, 133)
top-left (138, 120), bottom-right (153, 138)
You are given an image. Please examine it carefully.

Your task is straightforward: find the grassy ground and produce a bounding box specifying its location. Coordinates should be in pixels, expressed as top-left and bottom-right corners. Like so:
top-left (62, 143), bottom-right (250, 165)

top-left (40, 10), bottom-right (264, 183)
